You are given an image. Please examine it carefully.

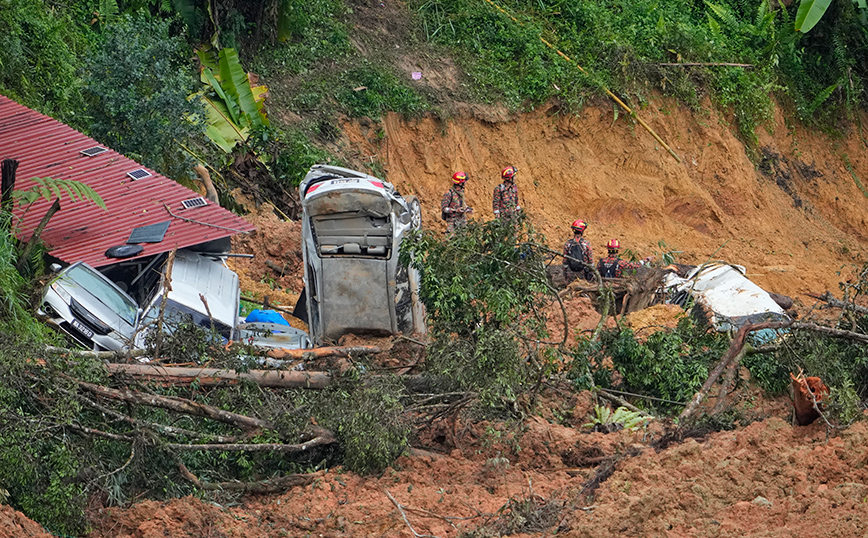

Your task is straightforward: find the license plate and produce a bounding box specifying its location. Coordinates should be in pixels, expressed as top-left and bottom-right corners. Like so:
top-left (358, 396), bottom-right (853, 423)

top-left (71, 318), bottom-right (94, 339)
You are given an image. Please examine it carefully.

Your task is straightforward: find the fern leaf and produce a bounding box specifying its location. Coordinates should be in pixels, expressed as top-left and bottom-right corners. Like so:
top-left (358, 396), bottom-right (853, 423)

top-left (99, 0), bottom-right (119, 25)
top-left (705, 1), bottom-right (740, 30)
top-left (806, 81), bottom-right (841, 117)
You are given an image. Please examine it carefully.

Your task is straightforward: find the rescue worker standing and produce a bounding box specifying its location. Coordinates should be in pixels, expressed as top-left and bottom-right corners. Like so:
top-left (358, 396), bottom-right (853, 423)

top-left (563, 220), bottom-right (593, 283)
top-left (441, 171), bottom-right (473, 233)
top-left (597, 239), bottom-right (652, 278)
top-left (493, 166), bottom-right (520, 219)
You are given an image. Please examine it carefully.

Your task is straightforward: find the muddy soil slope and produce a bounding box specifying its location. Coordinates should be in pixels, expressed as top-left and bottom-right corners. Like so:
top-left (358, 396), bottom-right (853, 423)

top-left (77, 414), bottom-right (868, 538)
top-left (336, 99), bottom-right (868, 302)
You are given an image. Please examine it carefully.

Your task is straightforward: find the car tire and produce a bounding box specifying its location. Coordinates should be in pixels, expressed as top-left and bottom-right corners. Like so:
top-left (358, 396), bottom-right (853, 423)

top-left (407, 196), bottom-right (422, 230)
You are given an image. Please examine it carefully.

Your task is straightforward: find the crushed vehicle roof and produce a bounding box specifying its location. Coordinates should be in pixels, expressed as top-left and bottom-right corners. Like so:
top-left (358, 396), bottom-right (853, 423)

top-left (0, 96), bottom-right (256, 268)
top-left (665, 262), bottom-right (789, 330)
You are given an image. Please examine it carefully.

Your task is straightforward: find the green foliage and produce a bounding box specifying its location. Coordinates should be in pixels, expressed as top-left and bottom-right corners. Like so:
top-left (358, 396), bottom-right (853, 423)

top-left (246, 125), bottom-right (338, 189)
top-left (197, 47), bottom-right (270, 152)
top-left (318, 374), bottom-right (409, 475)
top-left (336, 63), bottom-right (430, 118)
top-left (12, 177), bottom-right (106, 210)
top-left (403, 217), bottom-right (557, 412)
top-left (426, 328), bottom-right (530, 408)
top-left (0, 226), bottom-right (52, 339)
top-left (770, 325), bottom-right (868, 423)
top-left (598, 317), bottom-right (730, 413)
top-left (583, 404), bottom-right (650, 433)
top-left (741, 346), bottom-right (791, 395)
top-left (81, 15), bottom-right (202, 181)
top-left (290, 62), bottom-right (430, 121)
top-left (0, 337), bottom-right (98, 534)
top-left (402, 216), bottom-right (550, 336)
top-left (253, 0), bottom-right (352, 77)
top-left (412, 0), bottom-right (868, 141)
top-left (0, 0), bottom-right (89, 122)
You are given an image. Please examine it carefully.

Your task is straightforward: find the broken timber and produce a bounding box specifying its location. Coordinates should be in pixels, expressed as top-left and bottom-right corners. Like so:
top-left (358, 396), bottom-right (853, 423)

top-left (105, 363), bottom-right (332, 388)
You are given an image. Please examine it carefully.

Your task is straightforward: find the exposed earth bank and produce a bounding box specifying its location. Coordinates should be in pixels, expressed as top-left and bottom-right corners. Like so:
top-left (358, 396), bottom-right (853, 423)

top-left (337, 97), bottom-right (868, 303)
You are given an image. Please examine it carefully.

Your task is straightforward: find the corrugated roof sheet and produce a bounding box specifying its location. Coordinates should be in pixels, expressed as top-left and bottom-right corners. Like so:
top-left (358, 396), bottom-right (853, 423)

top-left (0, 96), bottom-right (256, 268)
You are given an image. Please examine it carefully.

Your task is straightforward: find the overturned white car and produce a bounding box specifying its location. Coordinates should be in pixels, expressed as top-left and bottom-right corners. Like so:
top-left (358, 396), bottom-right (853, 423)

top-left (665, 262), bottom-right (790, 331)
top-left (297, 164), bottom-right (426, 344)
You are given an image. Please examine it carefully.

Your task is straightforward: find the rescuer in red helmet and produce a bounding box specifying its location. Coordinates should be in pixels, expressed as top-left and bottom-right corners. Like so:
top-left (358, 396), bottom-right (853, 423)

top-left (597, 238), bottom-right (654, 279)
top-left (493, 165), bottom-right (520, 219)
top-left (563, 219), bottom-right (593, 283)
top-left (441, 171), bottom-right (473, 232)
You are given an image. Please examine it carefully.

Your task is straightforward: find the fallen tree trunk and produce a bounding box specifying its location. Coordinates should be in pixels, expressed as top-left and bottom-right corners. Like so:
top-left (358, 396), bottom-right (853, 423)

top-left (77, 380), bottom-right (275, 431)
top-left (165, 434), bottom-right (336, 453)
top-left (45, 345), bottom-right (149, 359)
top-left (266, 345), bottom-right (383, 360)
top-left (679, 320), bottom-right (868, 424)
top-left (104, 363), bottom-right (332, 389)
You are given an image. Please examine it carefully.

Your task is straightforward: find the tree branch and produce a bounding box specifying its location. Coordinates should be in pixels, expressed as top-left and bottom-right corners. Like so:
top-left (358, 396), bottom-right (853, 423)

top-left (175, 457), bottom-right (315, 493)
top-left (75, 379), bottom-right (274, 431)
top-left (165, 433), bottom-right (336, 453)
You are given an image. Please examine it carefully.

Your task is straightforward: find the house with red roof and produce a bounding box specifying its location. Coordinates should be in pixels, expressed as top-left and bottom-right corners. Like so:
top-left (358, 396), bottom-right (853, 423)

top-left (0, 95), bottom-right (256, 268)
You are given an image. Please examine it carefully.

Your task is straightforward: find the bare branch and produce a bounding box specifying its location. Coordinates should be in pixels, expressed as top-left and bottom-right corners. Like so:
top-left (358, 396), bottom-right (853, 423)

top-left (68, 388), bottom-right (239, 443)
top-left (175, 458), bottom-right (315, 493)
top-left (385, 489), bottom-right (442, 538)
top-left (75, 379), bottom-right (274, 431)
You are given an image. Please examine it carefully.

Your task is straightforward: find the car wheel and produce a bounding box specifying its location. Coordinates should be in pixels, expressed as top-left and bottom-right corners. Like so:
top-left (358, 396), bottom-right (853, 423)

top-left (407, 196), bottom-right (422, 229)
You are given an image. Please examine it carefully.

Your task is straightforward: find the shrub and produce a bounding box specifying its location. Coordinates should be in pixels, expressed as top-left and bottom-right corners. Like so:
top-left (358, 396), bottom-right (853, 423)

top-left (0, 0), bottom-right (88, 121)
top-left (403, 216), bottom-right (559, 413)
top-left (81, 15), bottom-right (202, 181)
top-left (599, 317), bottom-right (730, 413)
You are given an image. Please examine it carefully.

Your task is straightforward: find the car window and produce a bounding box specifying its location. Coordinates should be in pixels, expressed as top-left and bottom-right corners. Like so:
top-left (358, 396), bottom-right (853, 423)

top-left (65, 265), bottom-right (138, 325)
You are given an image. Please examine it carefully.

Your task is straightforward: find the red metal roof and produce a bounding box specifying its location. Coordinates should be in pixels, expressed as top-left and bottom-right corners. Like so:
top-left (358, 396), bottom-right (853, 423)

top-left (0, 96), bottom-right (256, 268)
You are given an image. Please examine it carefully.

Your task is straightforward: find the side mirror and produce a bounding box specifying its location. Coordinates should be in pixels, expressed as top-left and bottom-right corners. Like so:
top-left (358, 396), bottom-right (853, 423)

top-left (49, 263), bottom-right (62, 273)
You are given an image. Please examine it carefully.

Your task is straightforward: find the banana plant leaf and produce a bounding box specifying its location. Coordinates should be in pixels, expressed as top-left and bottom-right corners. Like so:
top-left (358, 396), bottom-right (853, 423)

top-left (202, 66), bottom-right (240, 126)
top-left (201, 94), bottom-right (249, 153)
top-left (218, 48), bottom-right (269, 129)
top-left (795, 0), bottom-right (833, 32)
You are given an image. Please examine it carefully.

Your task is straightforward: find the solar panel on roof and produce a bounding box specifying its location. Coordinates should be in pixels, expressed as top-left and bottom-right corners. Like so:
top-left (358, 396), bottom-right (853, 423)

top-left (126, 168), bottom-right (152, 180)
top-left (181, 197), bottom-right (207, 209)
top-left (127, 220), bottom-right (171, 244)
top-left (80, 146), bottom-right (108, 157)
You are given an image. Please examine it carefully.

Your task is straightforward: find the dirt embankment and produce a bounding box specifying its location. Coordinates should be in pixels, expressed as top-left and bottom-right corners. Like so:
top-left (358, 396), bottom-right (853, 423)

top-left (77, 415), bottom-right (868, 538)
top-left (336, 97), bottom-right (868, 302)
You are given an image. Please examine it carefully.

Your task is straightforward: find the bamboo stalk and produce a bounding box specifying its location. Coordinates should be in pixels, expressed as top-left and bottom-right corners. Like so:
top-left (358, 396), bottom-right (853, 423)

top-left (657, 62), bottom-right (754, 68)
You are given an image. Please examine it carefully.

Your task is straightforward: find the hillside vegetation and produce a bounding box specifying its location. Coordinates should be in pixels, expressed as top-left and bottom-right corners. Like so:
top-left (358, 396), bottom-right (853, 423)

top-left (4, 1), bottom-right (868, 536)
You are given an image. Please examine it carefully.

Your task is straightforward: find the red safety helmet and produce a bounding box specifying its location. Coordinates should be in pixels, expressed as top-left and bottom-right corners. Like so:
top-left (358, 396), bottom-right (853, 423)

top-left (501, 166), bottom-right (517, 180)
top-left (452, 171), bottom-right (468, 184)
top-left (571, 219), bottom-right (587, 233)
top-left (606, 239), bottom-right (621, 250)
